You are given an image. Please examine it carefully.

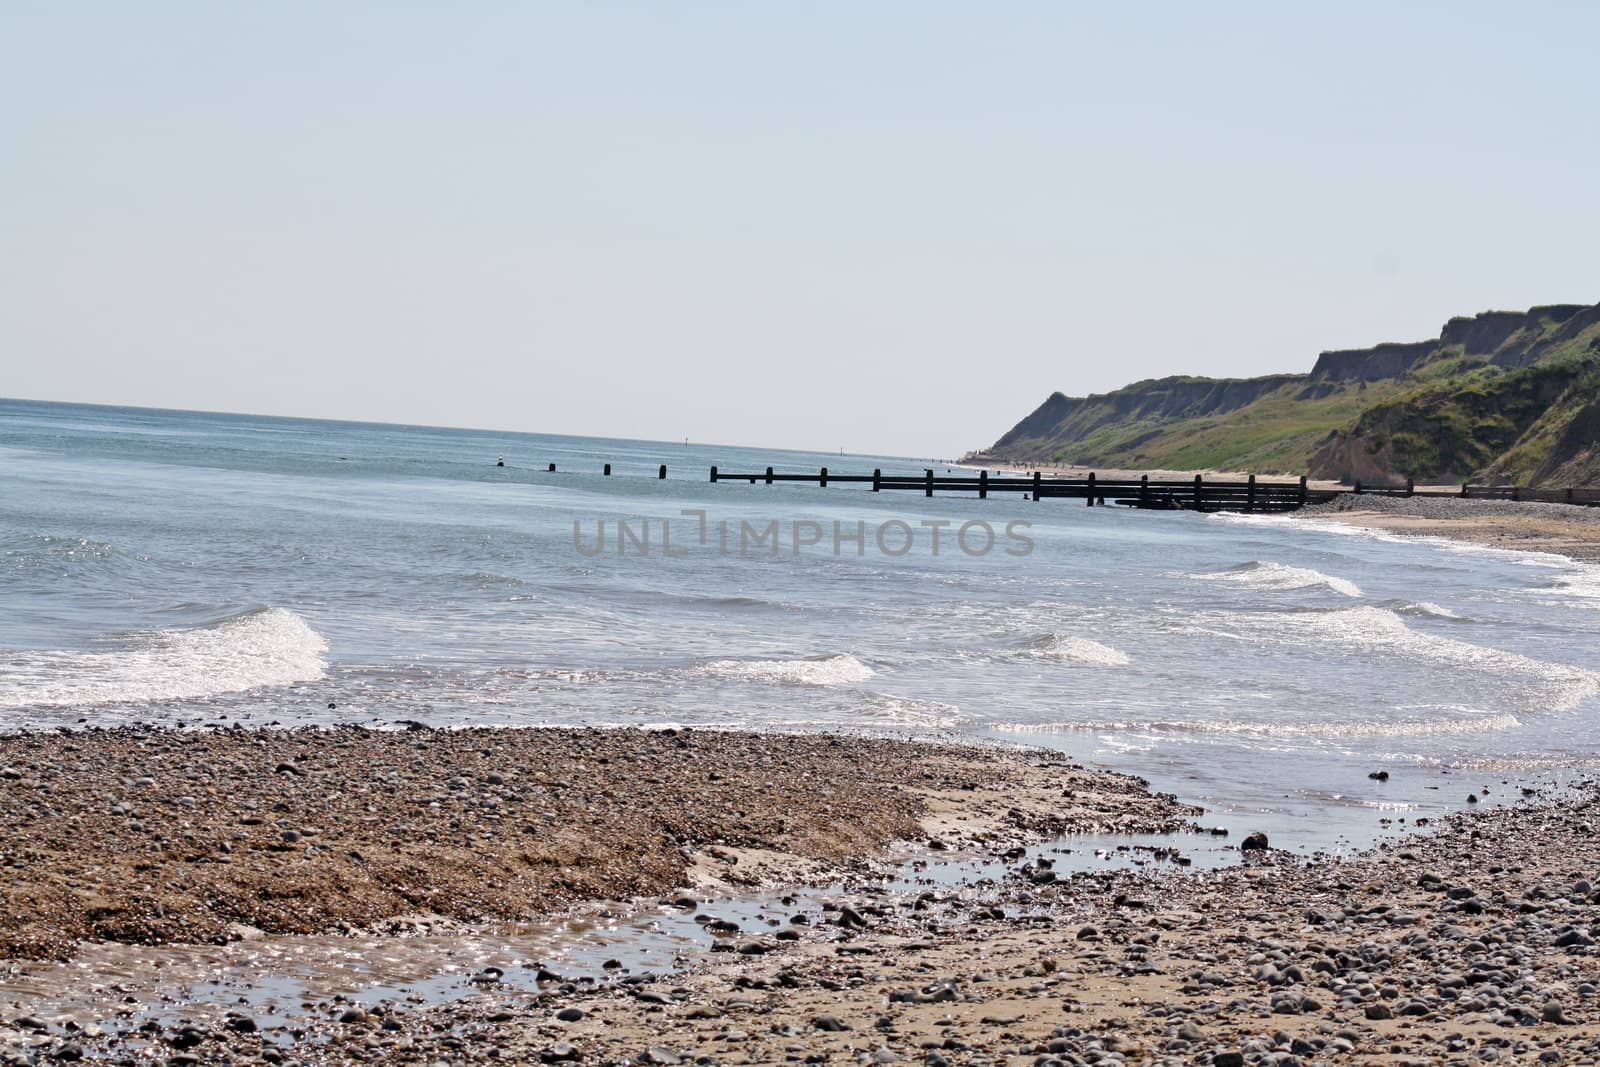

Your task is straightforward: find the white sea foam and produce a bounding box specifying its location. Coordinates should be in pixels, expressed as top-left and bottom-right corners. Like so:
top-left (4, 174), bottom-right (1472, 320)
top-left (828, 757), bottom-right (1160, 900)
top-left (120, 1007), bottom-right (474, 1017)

top-left (1189, 560), bottom-right (1363, 598)
top-left (1549, 566), bottom-right (1600, 605)
top-left (695, 654), bottom-right (874, 686)
top-left (1025, 634), bottom-right (1131, 666)
top-left (1228, 606), bottom-right (1600, 713)
top-left (856, 696), bottom-right (967, 728)
top-left (992, 711), bottom-right (1521, 740)
top-left (1394, 601), bottom-right (1464, 620)
top-left (0, 608), bottom-right (329, 709)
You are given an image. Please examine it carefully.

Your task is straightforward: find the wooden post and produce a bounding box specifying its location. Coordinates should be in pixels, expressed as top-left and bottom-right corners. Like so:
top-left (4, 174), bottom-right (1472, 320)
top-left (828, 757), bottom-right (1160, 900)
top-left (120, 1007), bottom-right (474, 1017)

top-left (1406, 477), bottom-right (1414, 497)
top-left (604, 463), bottom-right (612, 476)
top-left (1032, 470), bottom-right (1042, 501)
top-left (658, 464), bottom-right (667, 479)
top-left (548, 463), bottom-right (556, 472)
top-left (1512, 485), bottom-right (1520, 502)
top-left (1354, 479), bottom-right (1363, 494)
top-left (765, 466), bottom-right (774, 485)
top-left (872, 468), bottom-right (881, 492)
top-left (1193, 474), bottom-right (1203, 511)
top-left (819, 466), bottom-right (828, 487)
top-left (1140, 474), bottom-right (1149, 507)
top-left (925, 469), bottom-right (934, 498)
top-left (1299, 475), bottom-right (1308, 507)
top-left (1247, 473), bottom-right (1257, 512)
top-left (1086, 471), bottom-right (1096, 507)
top-left (979, 470), bottom-right (988, 499)
top-left (1569, 487), bottom-right (1576, 503)
top-left (709, 466), bottom-right (717, 482)
top-left (1460, 482), bottom-right (1469, 498)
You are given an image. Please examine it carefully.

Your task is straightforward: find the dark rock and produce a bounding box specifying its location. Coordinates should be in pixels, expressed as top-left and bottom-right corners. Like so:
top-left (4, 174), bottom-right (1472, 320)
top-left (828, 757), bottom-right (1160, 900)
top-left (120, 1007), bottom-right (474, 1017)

top-left (556, 1007), bottom-right (584, 1023)
top-left (812, 1014), bottom-right (851, 1031)
top-left (1241, 832), bottom-right (1269, 852)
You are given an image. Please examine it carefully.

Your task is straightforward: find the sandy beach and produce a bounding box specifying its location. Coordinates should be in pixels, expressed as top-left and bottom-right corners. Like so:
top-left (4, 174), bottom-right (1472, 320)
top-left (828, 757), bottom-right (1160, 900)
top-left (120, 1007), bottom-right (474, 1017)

top-left (1301, 495), bottom-right (1600, 562)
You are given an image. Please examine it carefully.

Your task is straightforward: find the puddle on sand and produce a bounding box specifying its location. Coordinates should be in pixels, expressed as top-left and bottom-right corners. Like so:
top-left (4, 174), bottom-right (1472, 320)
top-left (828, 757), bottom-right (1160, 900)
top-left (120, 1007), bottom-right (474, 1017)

top-left (1, 828), bottom-right (1223, 1033)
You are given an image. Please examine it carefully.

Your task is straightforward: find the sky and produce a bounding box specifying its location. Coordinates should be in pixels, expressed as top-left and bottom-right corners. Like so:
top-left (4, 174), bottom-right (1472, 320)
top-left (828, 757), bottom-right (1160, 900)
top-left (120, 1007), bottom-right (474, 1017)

top-left (3, 3), bottom-right (1598, 458)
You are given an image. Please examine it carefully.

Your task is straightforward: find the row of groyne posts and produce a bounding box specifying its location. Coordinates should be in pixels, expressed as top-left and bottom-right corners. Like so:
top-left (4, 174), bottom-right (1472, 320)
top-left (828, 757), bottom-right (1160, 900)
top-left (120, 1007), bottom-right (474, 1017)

top-left (520, 461), bottom-right (1600, 513)
top-left (710, 467), bottom-right (1324, 512)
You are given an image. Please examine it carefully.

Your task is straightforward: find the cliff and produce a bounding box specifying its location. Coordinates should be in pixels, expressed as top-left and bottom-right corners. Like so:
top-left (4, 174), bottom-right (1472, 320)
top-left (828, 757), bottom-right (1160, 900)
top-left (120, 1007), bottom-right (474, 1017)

top-left (974, 300), bottom-right (1600, 486)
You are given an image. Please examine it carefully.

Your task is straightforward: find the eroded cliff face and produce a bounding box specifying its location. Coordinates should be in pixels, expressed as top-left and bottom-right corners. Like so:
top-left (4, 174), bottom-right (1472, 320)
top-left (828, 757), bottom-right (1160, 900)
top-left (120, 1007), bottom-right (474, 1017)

top-left (1310, 341), bottom-right (1435, 382)
top-left (1307, 359), bottom-right (1591, 484)
top-left (990, 375), bottom-right (1301, 456)
top-left (977, 300), bottom-right (1600, 486)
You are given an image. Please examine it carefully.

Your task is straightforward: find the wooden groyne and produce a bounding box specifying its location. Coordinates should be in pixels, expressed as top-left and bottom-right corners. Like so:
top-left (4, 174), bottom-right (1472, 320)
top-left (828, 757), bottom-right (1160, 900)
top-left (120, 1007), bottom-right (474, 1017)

top-left (521, 462), bottom-right (1600, 514)
top-left (710, 467), bottom-right (1326, 512)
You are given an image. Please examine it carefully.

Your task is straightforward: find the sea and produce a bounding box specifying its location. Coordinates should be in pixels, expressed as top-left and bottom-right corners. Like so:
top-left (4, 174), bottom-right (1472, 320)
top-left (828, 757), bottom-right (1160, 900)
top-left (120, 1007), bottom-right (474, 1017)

top-left (6, 396), bottom-right (1600, 855)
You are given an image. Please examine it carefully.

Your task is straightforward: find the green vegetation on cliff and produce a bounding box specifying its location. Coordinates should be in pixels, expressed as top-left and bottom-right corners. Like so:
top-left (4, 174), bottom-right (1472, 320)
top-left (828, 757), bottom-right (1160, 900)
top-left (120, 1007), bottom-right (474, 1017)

top-left (975, 301), bottom-right (1600, 486)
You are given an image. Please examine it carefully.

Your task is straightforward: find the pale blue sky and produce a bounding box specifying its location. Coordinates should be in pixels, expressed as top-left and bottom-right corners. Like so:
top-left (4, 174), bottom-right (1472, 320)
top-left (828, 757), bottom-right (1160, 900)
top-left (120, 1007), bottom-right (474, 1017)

top-left (3, 2), bottom-right (1597, 456)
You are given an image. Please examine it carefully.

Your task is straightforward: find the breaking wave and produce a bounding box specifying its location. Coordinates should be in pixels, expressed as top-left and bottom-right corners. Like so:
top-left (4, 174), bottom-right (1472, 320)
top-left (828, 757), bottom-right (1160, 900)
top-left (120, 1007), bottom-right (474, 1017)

top-left (1223, 606), bottom-right (1600, 713)
top-left (694, 654), bottom-right (874, 686)
top-left (0, 608), bottom-right (329, 710)
top-left (1024, 634), bottom-right (1131, 666)
top-left (1189, 560), bottom-right (1363, 598)
top-left (1392, 601), bottom-right (1466, 620)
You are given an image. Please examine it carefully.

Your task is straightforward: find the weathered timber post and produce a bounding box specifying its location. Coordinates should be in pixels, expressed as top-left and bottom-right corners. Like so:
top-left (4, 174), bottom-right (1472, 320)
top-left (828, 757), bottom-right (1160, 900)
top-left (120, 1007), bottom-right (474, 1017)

top-left (978, 470), bottom-right (988, 499)
top-left (709, 466), bottom-right (717, 482)
top-left (1406, 477), bottom-right (1415, 497)
top-left (1086, 471), bottom-right (1096, 507)
top-left (548, 462), bottom-right (556, 472)
top-left (658, 464), bottom-right (667, 479)
top-left (1140, 475), bottom-right (1149, 507)
top-left (925, 469), bottom-right (934, 498)
top-left (765, 466), bottom-right (774, 485)
top-left (819, 467), bottom-right (828, 487)
top-left (1299, 475), bottom-right (1308, 507)
top-left (1461, 482), bottom-right (1469, 498)
top-left (1193, 474), bottom-right (1203, 511)
top-left (1512, 485), bottom-right (1520, 502)
top-left (604, 463), bottom-right (612, 476)
top-left (872, 468), bottom-right (881, 492)
top-left (1032, 470), bottom-right (1042, 501)
top-left (1247, 473), bottom-right (1257, 512)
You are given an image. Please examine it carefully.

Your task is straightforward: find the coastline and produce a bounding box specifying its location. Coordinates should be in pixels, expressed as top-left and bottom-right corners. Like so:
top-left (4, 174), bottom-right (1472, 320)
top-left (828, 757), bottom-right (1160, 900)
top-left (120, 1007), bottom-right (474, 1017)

top-left (1299, 495), bottom-right (1600, 563)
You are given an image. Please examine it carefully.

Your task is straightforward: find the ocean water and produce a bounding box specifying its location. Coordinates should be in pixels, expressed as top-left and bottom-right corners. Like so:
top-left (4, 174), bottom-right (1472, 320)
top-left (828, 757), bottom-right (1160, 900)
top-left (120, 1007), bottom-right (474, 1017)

top-left (5, 397), bottom-right (1600, 850)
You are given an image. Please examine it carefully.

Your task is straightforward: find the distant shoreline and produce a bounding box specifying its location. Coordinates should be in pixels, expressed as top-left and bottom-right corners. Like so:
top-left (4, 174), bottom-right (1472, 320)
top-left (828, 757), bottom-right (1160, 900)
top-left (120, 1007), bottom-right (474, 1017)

top-left (1299, 495), bottom-right (1600, 562)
